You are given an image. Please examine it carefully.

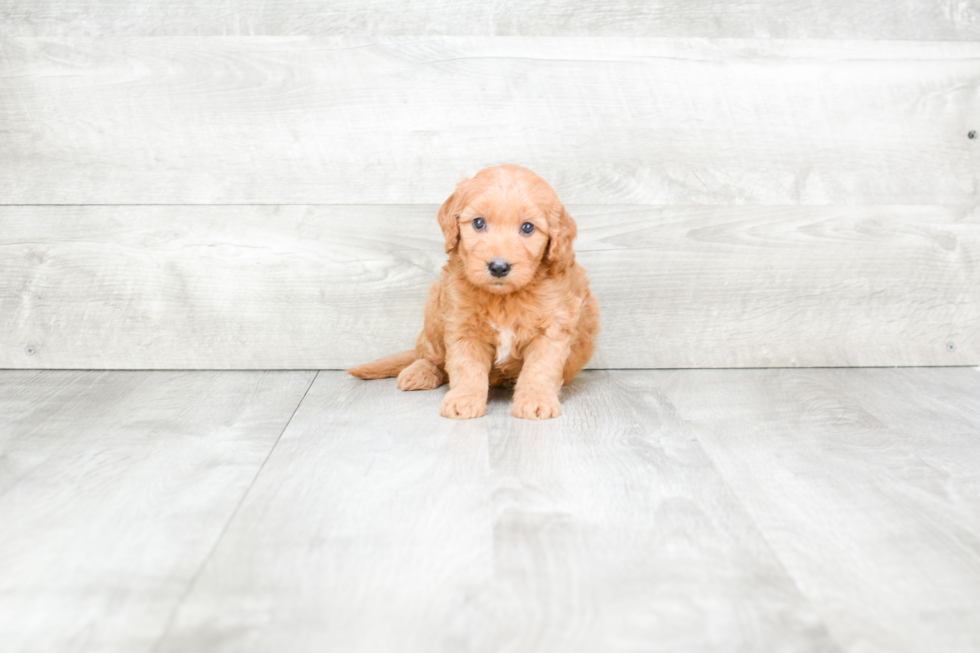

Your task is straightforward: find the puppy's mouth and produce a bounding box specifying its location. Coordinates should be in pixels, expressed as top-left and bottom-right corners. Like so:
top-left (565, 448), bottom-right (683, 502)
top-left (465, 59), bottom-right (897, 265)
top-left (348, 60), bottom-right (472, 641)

top-left (485, 278), bottom-right (515, 293)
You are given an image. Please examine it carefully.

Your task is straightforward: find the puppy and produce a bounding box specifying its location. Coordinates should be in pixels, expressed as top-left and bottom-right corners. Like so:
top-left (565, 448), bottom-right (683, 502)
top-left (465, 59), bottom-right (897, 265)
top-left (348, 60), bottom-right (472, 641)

top-left (348, 164), bottom-right (599, 420)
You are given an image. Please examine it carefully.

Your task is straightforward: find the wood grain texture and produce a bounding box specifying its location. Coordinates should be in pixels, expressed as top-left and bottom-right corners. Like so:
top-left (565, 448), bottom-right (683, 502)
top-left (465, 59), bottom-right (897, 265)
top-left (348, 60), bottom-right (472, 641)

top-left (2, 37), bottom-right (978, 205)
top-left (664, 367), bottom-right (980, 653)
top-left (2, 0), bottom-right (979, 39)
top-left (1, 204), bottom-right (976, 369)
top-left (155, 371), bottom-right (840, 653)
top-left (0, 369), bottom-right (315, 653)
top-left (3, 369), bottom-right (978, 650)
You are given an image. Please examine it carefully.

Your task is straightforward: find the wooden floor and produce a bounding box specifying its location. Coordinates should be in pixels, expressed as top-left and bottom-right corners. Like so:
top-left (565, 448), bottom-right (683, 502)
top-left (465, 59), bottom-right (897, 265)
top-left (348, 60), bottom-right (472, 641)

top-left (1, 368), bottom-right (979, 653)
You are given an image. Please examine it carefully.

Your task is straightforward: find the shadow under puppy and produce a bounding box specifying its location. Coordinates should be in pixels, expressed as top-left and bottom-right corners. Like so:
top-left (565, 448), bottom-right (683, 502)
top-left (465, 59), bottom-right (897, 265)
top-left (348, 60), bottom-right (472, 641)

top-left (349, 164), bottom-right (600, 420)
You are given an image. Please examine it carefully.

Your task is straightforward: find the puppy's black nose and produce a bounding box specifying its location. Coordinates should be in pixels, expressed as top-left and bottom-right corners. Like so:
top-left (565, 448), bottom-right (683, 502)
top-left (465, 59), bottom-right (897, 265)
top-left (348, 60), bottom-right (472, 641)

top-left (488, 259), bottom-right (511, 278)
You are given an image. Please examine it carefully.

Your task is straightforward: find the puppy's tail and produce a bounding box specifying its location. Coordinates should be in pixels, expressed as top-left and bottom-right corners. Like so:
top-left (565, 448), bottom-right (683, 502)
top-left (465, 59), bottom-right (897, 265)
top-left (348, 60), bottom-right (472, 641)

top-left (347, 350), bottom-right (417, 379)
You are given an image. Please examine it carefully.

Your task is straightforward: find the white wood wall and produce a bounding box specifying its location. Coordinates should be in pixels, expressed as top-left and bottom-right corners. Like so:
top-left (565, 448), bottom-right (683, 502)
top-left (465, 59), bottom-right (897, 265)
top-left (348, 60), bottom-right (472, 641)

top-left (3, 1), bottom-right (980, 39)
top-left (1, 3), bottom-right (978, 369)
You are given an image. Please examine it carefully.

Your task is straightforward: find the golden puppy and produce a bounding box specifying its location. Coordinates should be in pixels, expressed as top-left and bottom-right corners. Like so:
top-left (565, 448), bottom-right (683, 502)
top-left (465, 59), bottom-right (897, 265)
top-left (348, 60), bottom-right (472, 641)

top-left (348, 164), bottom-right (599, 420)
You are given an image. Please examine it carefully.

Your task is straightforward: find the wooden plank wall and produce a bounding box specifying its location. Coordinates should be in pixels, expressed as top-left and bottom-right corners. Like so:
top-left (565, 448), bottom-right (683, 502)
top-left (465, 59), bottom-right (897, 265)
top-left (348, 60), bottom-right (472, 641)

top-left (3, 1), bottom-right (980, 39)
top-left (1, 3), bottom-right (978, 369)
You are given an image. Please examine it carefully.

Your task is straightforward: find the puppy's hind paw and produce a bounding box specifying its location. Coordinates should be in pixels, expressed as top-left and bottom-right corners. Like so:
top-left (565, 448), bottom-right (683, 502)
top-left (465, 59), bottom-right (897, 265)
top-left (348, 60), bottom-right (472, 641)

top-left (440, 390), bottom-right (487, 419)
top-left (512, 391), bottom-right (562, 420)
top-left (397, 359), bottom-right (446, 391)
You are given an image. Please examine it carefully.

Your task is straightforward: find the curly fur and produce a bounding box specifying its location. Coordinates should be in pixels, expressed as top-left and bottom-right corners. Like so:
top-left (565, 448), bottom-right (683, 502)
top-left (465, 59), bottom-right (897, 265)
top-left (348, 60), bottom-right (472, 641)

top-left (349, 164), bottom-right (600, 420)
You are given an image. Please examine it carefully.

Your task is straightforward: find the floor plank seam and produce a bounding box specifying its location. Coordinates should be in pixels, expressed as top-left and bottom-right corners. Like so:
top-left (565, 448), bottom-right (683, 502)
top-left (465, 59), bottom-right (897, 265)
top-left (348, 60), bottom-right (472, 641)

top-left (678, 417), bottom-right (851, 652)
top-left (147, 370), bottom-right (320, 653)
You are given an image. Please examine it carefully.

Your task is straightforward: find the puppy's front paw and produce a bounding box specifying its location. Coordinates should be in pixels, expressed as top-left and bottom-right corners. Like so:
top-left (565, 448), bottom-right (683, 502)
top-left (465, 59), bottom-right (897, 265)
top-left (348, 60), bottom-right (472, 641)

top-left (397, 359), bottom-right (445, 391)
top-left (440, 390), bottom-right (487, 419)
top-left (512, 391), bottom-right (562, 420)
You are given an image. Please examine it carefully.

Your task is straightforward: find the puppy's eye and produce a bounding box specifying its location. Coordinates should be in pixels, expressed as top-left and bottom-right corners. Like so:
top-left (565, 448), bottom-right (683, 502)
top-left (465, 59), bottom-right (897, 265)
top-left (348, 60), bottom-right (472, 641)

top-left (472, 217), bottom-right (486, 230)
top-left (521, 222), bottom-right (535, 235)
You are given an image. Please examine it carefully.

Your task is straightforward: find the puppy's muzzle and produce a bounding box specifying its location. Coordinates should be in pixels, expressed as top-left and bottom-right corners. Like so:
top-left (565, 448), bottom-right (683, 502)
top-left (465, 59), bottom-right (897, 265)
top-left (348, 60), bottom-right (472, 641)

top-left (488, 259), bottom-right (512, 278)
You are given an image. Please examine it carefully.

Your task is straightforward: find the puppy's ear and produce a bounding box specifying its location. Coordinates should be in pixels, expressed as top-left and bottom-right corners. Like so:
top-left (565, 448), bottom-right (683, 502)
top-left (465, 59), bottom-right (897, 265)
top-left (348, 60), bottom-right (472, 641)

top-left (546, 204), bottom-right (578, 273)
top-left (437, 189), bottom-right (465, 253)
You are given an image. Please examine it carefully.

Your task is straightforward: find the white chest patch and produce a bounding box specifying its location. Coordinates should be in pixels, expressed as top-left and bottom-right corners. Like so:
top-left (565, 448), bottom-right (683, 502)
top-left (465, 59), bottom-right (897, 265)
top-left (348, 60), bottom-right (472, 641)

top-left (490, 322), bottom-right (515, 365)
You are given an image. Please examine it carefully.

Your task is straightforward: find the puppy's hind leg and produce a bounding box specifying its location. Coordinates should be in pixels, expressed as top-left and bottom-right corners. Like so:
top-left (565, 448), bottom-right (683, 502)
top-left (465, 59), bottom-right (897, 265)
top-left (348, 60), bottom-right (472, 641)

top-left (397, 358), bottom-right (446, 391)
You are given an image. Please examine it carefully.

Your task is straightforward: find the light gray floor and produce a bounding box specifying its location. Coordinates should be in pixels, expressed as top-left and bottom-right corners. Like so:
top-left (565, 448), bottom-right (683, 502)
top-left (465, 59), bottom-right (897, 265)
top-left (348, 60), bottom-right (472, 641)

top-left (1, 368), bottom-right (978, 653)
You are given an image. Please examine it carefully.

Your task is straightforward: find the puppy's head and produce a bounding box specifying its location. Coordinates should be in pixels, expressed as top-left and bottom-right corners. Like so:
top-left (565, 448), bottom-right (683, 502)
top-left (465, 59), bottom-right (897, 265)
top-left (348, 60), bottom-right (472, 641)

top-left (437, 164), bottom-right (577, 294)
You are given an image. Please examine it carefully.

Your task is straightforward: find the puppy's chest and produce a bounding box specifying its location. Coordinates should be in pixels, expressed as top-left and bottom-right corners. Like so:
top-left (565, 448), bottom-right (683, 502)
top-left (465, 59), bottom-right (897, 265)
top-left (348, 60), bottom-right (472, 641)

top-left (487, 321), bottom-right (526, 366)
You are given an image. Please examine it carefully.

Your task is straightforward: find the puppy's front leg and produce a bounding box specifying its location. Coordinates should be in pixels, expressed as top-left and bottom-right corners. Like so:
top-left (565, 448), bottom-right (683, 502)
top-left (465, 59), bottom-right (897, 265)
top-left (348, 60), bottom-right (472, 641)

top-left (512, 331), bottom-right (570, 420)
top-left (441, 337), bottom-right (493, 419)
